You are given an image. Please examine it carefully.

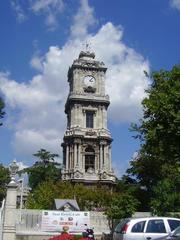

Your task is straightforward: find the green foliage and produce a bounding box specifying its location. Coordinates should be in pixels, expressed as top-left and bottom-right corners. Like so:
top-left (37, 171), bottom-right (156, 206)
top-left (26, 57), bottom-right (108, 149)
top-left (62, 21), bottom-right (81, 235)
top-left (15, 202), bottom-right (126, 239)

top-left (26, 163), bottom-right (61, 190)
top-left (24, 149), bottom-right (61, 190)
top-left (0, 97), bottom-right (5, 126)
top-left (33, 149), bottom-right (59, 164)
top-left (150, 171), bottom-right (180, 216)
top-left (73, 184), bottom-right (111, 210)
top-left (116, 176), bottom-right (149, 211)
top-left (0, 164), bottom-right (10, 202)
top-left (105, 193), bottom-right (139, 231)
top-left (127, 65), bottom-right (180, 211)
top-left (105, 194), bottom-right (139, 219)
top-left (26, 180), bottom-right (124, 212)
top-left (26, 180), bottom-right (57, 209)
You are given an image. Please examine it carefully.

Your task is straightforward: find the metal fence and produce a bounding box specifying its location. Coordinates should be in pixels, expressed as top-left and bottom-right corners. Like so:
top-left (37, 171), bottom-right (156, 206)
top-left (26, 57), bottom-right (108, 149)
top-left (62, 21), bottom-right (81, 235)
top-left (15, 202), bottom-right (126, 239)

top-left (16, 209), bottom-right (43, 234)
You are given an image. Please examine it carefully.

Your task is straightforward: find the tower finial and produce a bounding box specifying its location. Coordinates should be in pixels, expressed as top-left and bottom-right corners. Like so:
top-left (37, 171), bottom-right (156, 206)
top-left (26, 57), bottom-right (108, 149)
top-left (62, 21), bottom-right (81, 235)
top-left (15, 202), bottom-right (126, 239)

top-left (80, 40), bottom-right (95, 59)
top-left (83, 40), bottom-right (92, 52)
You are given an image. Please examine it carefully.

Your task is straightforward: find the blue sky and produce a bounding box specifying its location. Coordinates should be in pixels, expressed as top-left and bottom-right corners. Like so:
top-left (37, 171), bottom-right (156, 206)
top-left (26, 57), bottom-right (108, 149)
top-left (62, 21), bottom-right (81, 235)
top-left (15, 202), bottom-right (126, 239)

top-left (0, 0), bottom-right (180, 176)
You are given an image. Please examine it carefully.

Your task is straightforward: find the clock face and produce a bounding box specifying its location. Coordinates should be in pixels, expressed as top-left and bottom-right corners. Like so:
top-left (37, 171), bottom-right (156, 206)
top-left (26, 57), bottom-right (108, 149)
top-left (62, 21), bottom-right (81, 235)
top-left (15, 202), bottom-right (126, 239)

top-left (84, 75), bottom-right (96, 87)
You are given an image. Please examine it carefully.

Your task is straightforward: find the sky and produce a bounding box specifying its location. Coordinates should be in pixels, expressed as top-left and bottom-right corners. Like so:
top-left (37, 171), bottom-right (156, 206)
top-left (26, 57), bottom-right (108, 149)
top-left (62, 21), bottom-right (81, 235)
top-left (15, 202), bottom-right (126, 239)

top-left (0, 0), bottom-right (180, 176)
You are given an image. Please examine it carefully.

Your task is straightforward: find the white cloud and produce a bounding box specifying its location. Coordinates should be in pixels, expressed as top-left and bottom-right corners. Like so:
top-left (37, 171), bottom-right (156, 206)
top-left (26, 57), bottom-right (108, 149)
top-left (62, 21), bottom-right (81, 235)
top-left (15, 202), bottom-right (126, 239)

top-left (45, 12), bottom-right (57, 29)
top-left (11, 0), bottom-right (27, 23)
top-left (30, 0), bottom-right (64, 30)
top-left (16, 160), bottom-right (29, 171)
top-left (70, 0), bottom-right (97, 39)
top-left (30, 55), bottom-right (44, 71)
top-left (90, 22), bottom-right (149, 122)
top-left (170, 0), bottom-right (180, 10)
top-left (0, 0), bottom-right (150, 168)
top-left (30, 0), bottom-right (64, 12)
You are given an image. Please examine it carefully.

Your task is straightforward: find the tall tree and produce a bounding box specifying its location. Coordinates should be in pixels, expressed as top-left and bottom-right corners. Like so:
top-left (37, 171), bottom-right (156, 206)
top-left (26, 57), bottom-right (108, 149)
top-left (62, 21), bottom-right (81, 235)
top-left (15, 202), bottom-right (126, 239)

top-left (0, 164), bottom-right (10, 203)
top-left (0, 97), bottom-right (5, 126)
top-left (25, 149), bottom-right (61, 190)
top-left (127, 65), bottom-right (180, 211)
top-left (33, 148), bottom-right (59, 165)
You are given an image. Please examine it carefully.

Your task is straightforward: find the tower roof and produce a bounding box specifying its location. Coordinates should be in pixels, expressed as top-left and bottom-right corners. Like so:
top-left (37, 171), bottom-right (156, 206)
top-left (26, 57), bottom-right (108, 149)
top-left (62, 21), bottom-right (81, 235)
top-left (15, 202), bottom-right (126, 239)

top-left (79, 51), bottom-right (95, 60)
top-left (69, 51), bottom-right (106, 72)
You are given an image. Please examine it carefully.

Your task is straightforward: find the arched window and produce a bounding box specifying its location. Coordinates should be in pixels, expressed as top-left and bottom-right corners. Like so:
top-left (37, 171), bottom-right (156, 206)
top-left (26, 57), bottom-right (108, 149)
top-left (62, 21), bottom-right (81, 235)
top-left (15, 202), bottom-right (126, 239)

top-left (85, 146), bottom-right (95, 172)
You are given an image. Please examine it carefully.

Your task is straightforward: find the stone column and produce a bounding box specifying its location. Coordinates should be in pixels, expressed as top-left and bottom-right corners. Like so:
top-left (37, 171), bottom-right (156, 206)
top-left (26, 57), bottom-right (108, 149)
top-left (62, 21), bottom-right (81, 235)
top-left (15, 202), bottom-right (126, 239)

top-left (101, 73), bottom-right (105, 95)
top-left (74, 104), bottom-right (78, 127)
top-left (97, 107), bottom-right (100, 128)
top-left (95, 154), bottom-right (98, 171)
top-left (2, 180), bottom-right (18, 240)
top-left (78, 144), bottom-right (81, 168)
top-left (69, 145), bottom-right (71, 169)
top-left (83, 109), bottom-right (86, 128)
top-left (71, 108), bottom-right (74, 127)
top-left (71, 145), bottom-right (74, 169)
top-left (74, 105), bottom-right (76, 126)
top-left (74, 143), bottom-right (77, 167)
top-left (77, 105), bottom-right (80, 127)
top-left (82, 154), bottom-right (85, 172)
top-left (66, 145), bottom-right (69, 170)
top-left (101, 107), bottom-right (104, 128)
top-left (106, 145), bottom-right (110, 171)
top-left (104, 108), bottom-right (107, 129)
top-left (100, 143), bottom-right (103, 170)
top-left (109, 145), bottom-right (112, 171)
top-left (102, 145), bottom-right (105, 168)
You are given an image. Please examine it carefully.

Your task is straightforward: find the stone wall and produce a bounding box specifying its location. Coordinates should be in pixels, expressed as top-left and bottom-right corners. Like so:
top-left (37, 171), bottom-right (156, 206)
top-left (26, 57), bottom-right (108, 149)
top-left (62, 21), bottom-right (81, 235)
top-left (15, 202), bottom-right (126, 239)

top-left (15, 210), bottom-right (109, 240)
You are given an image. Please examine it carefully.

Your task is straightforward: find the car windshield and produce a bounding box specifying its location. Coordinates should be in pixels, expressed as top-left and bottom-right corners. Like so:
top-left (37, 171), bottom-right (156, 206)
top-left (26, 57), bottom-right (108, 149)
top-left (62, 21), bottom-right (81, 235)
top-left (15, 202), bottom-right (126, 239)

top-left (173, 226), bottom-right (180, 237)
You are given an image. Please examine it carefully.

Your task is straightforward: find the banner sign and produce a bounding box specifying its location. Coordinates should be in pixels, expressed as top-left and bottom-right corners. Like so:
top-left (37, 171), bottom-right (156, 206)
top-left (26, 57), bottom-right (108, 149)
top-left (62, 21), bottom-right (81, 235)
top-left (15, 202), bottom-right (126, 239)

top-left (41, 211), bottom-right (90, 233)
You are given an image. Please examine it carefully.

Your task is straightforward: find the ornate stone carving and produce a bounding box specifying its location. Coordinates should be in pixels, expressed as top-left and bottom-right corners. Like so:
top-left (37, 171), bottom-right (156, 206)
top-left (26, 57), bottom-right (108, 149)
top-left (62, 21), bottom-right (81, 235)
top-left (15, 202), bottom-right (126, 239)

top-left (83, 86), bottom-right (96, 93)
top-left (86, 130), bottom-right (96, 136)
top-left (86, 167), bottom-right (95, 174)
top-left (74, 170), bottom-right (83, 179)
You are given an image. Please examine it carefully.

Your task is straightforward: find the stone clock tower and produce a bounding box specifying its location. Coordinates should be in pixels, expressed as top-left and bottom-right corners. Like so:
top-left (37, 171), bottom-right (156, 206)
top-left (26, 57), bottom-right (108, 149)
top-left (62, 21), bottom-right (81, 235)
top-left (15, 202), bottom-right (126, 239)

top-left (61, 50), bottom-right (116, 186)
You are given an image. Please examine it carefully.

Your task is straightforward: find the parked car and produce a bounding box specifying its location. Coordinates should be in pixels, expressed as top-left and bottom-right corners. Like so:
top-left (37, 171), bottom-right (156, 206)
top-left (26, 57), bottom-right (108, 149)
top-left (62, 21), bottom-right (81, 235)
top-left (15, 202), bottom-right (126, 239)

top-left (154, 225), bottom-right (180, 240)
top-left (113, 217), bottom-right (180, 240)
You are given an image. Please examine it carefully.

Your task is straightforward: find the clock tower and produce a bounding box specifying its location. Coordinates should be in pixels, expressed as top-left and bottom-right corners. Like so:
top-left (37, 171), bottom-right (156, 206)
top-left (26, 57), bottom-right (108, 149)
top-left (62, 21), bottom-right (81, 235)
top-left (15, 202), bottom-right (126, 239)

top-left (61, 50), bottom-right (116, 186)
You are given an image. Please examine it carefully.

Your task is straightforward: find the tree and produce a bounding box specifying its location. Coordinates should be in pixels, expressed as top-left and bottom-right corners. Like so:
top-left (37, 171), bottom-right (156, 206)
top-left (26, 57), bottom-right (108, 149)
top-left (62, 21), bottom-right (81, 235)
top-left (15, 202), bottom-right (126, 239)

top-left (26, 180), bottom-right (57, 209)
top-left (0, 97), bottom-right (5, 126)
top-left (25, 149), bottom-right (61, 190)
top-left (33, 149), bottom-right (59, 165)
top-left (26, 180), bottom-right (112, 210)
top-left (116, 176), bottom-right (149, 211)
top-left (127, 65), bottom-right (180, 210)
top-left (105, 193), bottom-right (139, 231)
top-left (0, 164), bottom-right (10, 203)
top-left (150, 166), bottom-right (180, 215)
